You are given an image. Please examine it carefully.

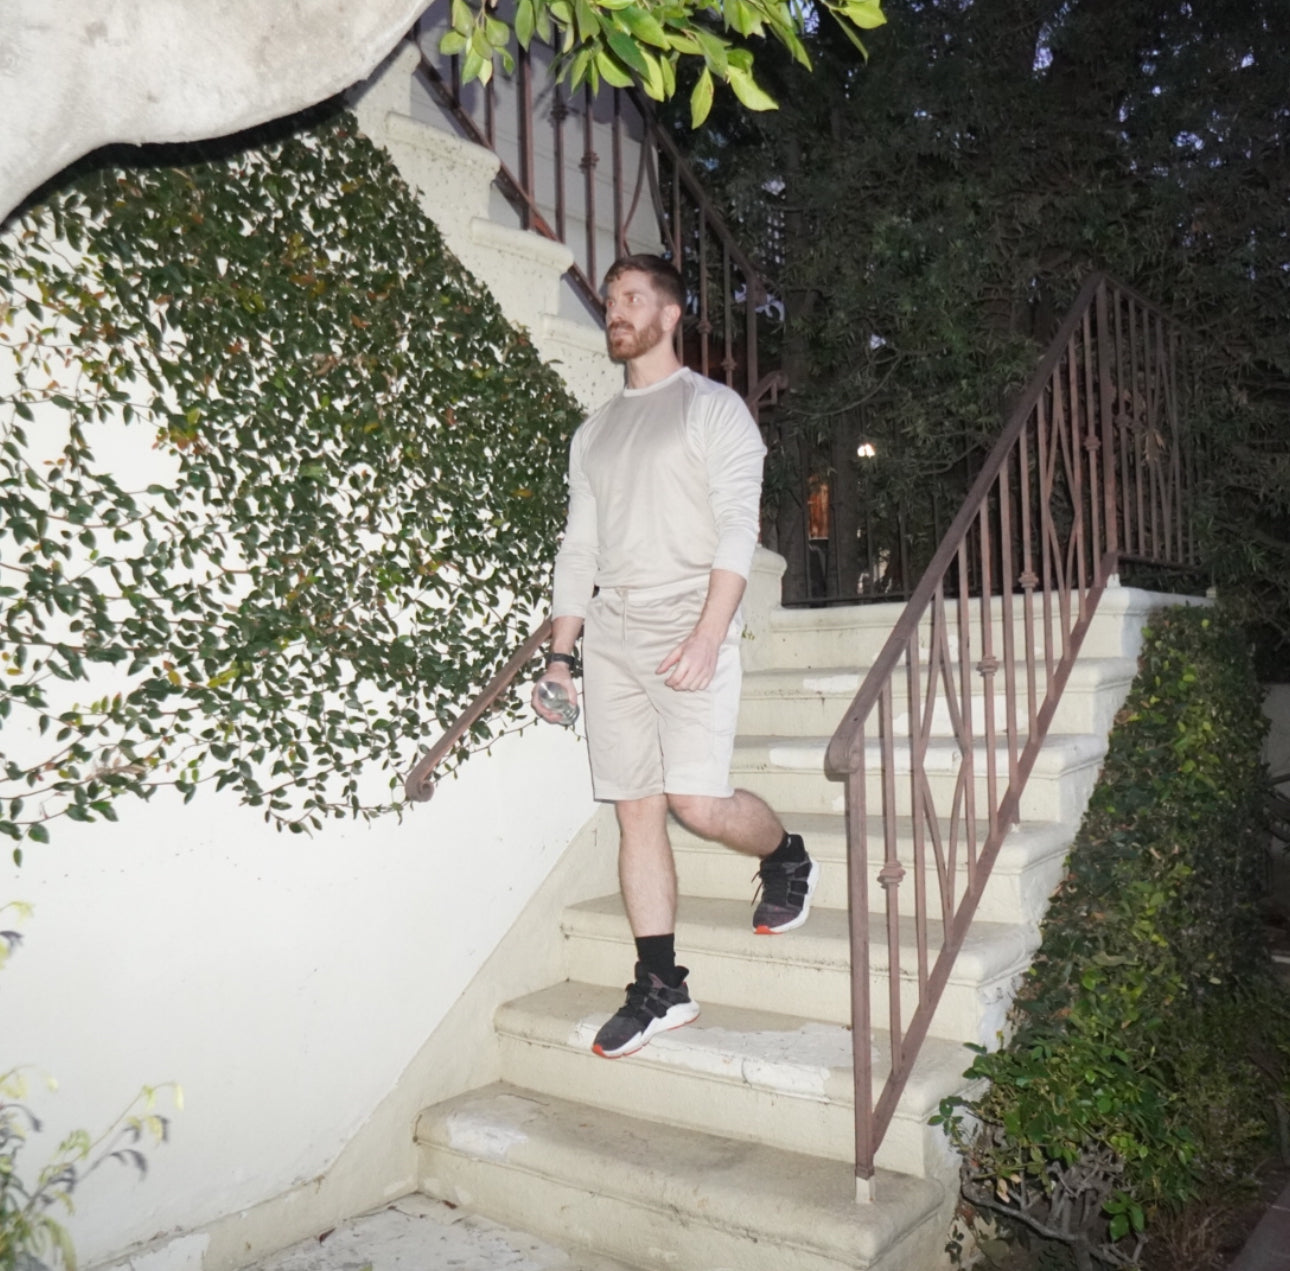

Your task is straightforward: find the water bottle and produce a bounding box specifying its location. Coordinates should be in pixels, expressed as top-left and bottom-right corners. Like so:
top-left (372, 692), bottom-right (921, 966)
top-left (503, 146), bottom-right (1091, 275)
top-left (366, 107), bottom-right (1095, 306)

top-left (537, 678), bottom-right (579, 727)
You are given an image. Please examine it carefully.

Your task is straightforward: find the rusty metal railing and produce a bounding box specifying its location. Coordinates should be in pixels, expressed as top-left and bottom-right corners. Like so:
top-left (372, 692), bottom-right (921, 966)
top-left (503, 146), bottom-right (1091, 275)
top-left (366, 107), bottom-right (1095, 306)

top-left (409, 24), bottom-right (782, 421)
top-left (825, 273), bottom-right (1200, 1200)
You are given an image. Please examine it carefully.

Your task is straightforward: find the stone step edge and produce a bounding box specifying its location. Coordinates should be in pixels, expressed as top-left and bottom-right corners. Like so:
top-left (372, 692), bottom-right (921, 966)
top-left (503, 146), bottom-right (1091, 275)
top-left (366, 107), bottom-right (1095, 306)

top-left (415, 1083), bottom-right (946, 1268)
top-left (562, 895), bottom-right (1040, 985)
top-left (495, 981), bottom-right (979, 1123)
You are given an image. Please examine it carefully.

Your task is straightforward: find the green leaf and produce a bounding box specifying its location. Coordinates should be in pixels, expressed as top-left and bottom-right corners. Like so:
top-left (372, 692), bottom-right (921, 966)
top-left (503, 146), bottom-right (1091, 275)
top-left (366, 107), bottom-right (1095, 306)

top-left (841, 0), bottom-right (888, 30)
top-left (605, 28), bottom-right (650, 76)
top-left (595, 49), bottom-right (635, 88)
top-left (692, 27), bottom-right (729, 76)
top-left (617, 5), bottom-right (670, 48)
top-left (514, 0), bottom-right (535, 47)
top-left (726, 65), bottom-right (778, 112)
top-left (690, 67), bottom-right (715, 128)
top-left (438, 30), bottom-right (468, 55)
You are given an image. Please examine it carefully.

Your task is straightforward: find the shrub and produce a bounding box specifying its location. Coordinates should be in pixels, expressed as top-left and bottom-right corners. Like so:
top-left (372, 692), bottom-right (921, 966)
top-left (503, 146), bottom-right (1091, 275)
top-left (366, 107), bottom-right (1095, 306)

top-left (936, 606), bottom-right (1288, 1270)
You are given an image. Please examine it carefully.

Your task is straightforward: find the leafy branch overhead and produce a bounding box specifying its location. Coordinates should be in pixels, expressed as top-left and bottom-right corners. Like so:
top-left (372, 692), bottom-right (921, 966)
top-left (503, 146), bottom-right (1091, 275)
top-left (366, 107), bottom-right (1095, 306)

top-left (441, 0), bottom-right (887, 124)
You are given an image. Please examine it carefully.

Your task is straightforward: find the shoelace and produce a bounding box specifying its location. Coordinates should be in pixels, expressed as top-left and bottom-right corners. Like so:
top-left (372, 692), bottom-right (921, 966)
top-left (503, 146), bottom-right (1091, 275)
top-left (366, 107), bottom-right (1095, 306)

top-left (751, 859), bottom-right (806, 910)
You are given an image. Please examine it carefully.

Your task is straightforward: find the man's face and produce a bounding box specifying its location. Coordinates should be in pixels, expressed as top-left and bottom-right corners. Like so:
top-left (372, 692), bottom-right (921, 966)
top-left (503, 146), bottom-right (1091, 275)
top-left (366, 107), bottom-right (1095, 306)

top-left (604, 270), bottom-right (676, 363)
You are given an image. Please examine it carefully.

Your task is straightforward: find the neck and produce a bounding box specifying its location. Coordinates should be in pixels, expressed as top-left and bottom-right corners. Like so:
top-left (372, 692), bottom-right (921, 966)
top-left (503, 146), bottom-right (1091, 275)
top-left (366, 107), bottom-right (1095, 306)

top-left (625, 344), bottom-right (684, 390)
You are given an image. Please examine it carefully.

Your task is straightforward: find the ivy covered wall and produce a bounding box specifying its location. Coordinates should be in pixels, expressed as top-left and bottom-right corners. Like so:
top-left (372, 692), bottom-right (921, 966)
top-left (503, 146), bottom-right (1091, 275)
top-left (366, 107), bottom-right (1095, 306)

top-left (1, 106), bottom-right (583, 851)
top-left (0, 96), bottom-right (607, 1269)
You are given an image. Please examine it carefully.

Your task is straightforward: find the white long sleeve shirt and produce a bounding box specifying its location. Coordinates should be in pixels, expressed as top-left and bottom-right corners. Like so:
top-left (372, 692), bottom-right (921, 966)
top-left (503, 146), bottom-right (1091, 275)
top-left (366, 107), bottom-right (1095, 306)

top-left (551, 368), bottom-right (766, 619)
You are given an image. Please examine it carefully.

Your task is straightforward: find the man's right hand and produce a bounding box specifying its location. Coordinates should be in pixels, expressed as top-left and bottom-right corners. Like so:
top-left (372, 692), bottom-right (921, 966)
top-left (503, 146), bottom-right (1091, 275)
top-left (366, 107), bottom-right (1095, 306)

top-left (532, 663), bottom-right (578, 723)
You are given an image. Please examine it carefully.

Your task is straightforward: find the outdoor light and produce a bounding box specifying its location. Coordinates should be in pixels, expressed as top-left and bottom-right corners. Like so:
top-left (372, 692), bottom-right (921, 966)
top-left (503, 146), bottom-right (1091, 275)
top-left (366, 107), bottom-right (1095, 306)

top-left (857, 441), bottom-right (877, 459)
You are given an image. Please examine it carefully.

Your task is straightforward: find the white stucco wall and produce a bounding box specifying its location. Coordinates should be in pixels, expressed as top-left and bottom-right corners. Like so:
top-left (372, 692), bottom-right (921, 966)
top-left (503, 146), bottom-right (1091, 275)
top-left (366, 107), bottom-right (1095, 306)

top-left (1, 1), bottom-right (434, 222)
top-left (4, 718), bottom-right (595, 1265)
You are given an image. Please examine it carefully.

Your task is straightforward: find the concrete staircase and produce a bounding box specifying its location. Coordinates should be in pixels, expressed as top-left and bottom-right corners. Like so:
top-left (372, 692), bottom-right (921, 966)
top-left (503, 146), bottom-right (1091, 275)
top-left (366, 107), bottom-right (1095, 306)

top-left (410, 559), bottom-right (1176, 1270)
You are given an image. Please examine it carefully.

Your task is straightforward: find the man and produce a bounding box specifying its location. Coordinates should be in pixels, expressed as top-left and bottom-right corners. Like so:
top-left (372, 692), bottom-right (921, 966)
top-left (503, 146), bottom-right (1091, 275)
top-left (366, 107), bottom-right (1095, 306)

top-left (533, 254), bottom-right (817, 1060)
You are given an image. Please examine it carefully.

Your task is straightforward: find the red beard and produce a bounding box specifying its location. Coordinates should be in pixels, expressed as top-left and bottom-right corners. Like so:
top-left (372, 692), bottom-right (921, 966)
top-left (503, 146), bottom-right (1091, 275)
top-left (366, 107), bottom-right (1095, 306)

top-left (607, 315), bottom-right (666, 363)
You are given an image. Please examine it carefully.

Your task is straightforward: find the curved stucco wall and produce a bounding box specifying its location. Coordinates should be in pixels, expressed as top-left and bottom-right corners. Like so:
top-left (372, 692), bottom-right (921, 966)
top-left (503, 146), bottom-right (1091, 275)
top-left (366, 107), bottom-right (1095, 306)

top-left (1, 0), bottom-right (431, 221)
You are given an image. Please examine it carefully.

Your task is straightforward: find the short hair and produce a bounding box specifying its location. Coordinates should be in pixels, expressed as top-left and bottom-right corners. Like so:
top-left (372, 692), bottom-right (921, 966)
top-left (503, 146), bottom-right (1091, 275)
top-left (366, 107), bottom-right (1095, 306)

top-left (603, 254), bottom-right (685, 310)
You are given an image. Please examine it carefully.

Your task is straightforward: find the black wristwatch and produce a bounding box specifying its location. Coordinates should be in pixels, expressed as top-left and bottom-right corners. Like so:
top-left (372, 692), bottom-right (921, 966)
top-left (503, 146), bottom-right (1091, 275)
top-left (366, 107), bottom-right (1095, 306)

top-left (544, 650), bottom-right (582, 677)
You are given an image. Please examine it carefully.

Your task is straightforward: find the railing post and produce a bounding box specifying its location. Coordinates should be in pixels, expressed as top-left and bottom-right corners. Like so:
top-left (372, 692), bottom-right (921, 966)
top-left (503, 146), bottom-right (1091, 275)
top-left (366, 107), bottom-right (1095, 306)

top-left (846, 759), bottom-right (875, 1201)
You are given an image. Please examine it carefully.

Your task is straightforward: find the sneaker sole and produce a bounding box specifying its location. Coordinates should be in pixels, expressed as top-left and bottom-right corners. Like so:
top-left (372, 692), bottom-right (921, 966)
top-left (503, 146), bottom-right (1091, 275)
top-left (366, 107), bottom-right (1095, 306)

top-left (592, 999), bottom-right (701, 1059)
top-left (755, 859), bottom-right (821, 935)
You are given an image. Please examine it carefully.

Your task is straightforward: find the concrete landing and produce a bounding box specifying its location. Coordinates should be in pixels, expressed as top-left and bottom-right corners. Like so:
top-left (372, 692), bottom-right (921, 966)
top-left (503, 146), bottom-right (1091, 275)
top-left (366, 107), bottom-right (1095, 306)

top-left (253, 1194), bottom-right (639, 1271)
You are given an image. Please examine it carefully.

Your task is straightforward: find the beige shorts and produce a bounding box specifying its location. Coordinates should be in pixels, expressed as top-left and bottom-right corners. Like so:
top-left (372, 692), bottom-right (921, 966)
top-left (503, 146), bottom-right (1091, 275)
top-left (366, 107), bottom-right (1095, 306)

top-left (582, 580), bottom-right (742, 802)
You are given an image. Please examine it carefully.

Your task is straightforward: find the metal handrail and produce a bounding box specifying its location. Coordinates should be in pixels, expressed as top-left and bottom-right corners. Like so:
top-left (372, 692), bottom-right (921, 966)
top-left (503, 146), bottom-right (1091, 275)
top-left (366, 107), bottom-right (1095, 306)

top-left (403, 619), bottom-right (551, 802)
top-left (827, 273), bottom-right (1200, 1198)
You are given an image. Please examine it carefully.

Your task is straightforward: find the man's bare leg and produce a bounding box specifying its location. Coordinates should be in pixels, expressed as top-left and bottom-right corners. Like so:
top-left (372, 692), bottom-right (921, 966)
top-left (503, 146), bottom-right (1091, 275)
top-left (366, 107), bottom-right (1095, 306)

top-left (615, 793), bottom-right (677, 936)
top-left (666, 789), bottom-right (782, 856)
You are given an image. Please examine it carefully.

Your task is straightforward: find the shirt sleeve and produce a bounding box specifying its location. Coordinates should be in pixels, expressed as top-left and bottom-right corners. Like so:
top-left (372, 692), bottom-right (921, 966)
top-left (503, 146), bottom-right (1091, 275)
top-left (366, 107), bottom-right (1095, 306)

top-left (697, 388), bottom-right (766, 579)
top-left (550, 425), bottom-right (599, 619)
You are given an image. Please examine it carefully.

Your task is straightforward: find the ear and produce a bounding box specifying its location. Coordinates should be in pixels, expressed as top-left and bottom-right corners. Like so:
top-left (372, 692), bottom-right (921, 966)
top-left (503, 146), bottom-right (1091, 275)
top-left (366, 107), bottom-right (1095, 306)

top-left (661, 301), bottom-right (682, 336)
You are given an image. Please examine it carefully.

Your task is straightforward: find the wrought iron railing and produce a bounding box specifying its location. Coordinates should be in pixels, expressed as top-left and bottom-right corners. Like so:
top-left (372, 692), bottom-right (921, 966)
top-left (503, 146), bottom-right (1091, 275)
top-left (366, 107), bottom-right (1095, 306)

top-left (823, 273), bottom-right (1200, 1199)
top-left (409, 23), bottom-right (783, 420)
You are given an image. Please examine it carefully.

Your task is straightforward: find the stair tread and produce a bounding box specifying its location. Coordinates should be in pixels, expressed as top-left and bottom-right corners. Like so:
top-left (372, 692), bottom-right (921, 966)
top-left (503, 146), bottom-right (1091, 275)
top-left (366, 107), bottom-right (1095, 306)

top-left (416, 1082), bottom-right (945, 1264)
top-left (564, 893), bottom-right (1039, 979)
top-left (498, 980), bottom-right (977, 1115)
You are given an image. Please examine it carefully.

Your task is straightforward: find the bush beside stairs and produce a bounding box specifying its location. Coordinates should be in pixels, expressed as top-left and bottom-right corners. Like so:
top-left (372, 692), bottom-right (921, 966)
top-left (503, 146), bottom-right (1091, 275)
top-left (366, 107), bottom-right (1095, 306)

top-left (410, 552), bottom-right (1177, 1270)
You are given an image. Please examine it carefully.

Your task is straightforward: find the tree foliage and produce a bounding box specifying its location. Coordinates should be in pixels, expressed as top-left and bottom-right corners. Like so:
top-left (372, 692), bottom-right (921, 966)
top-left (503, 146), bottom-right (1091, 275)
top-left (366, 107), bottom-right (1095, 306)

top-left (675, 0), bottom-right (1290, 619)
top-left (0, 108), bottom-right (582, 854)
top-left (446, 0), bottom-right (887, 123)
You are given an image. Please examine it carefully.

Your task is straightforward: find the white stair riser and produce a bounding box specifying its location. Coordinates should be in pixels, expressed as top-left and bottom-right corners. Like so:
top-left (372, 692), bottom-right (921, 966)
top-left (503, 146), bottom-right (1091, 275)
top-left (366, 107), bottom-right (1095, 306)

top-left (672, 841), bottom-right (1069, 927)
top-left (730, 754), bottom-right (1103, 825)
top-left (418, 1149), bottom-right (854, 1271)
top-left (738, 677), bottom-right (1131, 739)
top-left (562, 932), bottom-right (1026, 1045)
top-left (763, 609), bottom-right (1145, 671)
top-left (495, 1031), bottom-right (955, 1178)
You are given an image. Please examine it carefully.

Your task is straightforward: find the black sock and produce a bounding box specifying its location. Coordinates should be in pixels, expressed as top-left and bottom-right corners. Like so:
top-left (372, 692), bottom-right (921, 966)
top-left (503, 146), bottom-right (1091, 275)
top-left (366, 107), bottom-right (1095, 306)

top-left (764, 831), bottom-right (807, 866)
top-left (635, 933), bottom-right (676, 979)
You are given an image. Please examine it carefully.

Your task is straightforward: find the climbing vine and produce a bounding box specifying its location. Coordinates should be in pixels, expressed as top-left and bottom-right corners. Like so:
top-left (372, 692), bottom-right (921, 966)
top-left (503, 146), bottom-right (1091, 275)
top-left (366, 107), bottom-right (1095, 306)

top-left (0, 107), bottom-right (582, 855)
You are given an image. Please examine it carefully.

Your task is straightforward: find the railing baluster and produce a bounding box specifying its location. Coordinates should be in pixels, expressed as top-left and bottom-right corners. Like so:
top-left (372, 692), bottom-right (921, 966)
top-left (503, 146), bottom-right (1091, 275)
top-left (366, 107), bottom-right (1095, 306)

top-left (698, 211), bottom-right (710, 378)
top-left (611, 90), bottom-right (624, 257)
top-left (552, 87), bottom-right (567, 244)
top-left (1096, 280), bottom-right (1119, 564)
top-left (581, 84), bottom-right (598, 289)
top-left (1131, 299), bottom-right (1147, 558)
top-left (999, 451), bottom-right (1019, 792)
top-left (908, 631), bottom-right (929, 995)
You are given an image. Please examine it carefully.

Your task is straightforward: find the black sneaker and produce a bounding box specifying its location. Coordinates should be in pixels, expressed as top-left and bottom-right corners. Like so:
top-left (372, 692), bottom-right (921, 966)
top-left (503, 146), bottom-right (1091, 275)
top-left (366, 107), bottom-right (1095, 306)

top-left (591, 963), bottom-right (700, 1059)
top-left (753, 845), bottom-right (819, 934)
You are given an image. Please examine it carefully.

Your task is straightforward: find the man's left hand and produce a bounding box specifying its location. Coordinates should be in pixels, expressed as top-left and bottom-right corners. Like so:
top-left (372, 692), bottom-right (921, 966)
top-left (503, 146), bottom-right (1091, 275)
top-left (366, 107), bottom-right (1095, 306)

top-left (657, 629), bottom-right (721, 691)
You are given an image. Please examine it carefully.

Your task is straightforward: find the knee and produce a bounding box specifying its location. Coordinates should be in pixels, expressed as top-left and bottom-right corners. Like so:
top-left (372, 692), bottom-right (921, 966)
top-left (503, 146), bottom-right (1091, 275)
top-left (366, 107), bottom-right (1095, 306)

top-left (667, 793), bottom-right (726, 839)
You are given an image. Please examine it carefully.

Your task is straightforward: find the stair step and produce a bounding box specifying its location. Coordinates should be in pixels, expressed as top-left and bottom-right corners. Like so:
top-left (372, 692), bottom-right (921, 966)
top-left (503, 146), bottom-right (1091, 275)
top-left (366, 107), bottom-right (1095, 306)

top-left (665, 812), bottom-right (1073, 926)
top-left (738, 657), bottom-right (1137, 738)
top-left (729, 732), bottom-right (1107, 824)
top-left (495, 980), bottom-right (975, 1178)
top-left (562, 894), bottom-right (1038, 1044)
top-left (415, 1084), bottom-right (949, 1271)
